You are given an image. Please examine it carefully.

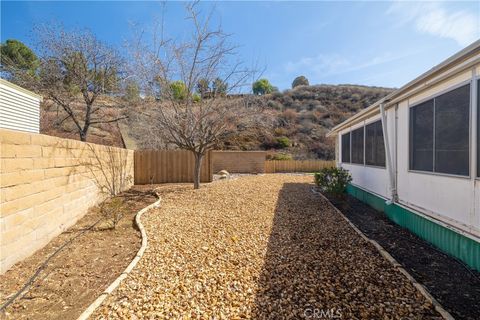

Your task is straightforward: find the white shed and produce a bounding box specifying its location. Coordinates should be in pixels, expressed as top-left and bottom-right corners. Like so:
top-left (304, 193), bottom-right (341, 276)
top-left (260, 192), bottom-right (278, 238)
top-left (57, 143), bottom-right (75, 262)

top-left (0, 79), bottom-right (42, 133)
top-left (328, 40), bottom-right (480, 272)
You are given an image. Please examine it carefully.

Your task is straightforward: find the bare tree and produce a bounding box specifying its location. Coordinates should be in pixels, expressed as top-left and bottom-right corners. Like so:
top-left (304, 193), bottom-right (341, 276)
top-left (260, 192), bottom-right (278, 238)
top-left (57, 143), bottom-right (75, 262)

top-left (83, 144), bottom-right (133, 197)
top-left (131, 3), bottom-right (263, 189)
top-left (81, 144), bottom-right (133, 228)
top-left (34, 24), bottom-right (127, 141)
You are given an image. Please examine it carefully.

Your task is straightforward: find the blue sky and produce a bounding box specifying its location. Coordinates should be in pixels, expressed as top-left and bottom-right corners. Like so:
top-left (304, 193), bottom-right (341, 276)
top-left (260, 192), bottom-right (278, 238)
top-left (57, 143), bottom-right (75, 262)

top-left (1, 1), bottom-right (479, 90)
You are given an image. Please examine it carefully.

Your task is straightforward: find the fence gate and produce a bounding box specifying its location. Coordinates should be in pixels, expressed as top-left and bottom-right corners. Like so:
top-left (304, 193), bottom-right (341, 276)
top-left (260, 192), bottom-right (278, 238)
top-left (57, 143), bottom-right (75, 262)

top-left (134, 150), bottom-right (213, 184)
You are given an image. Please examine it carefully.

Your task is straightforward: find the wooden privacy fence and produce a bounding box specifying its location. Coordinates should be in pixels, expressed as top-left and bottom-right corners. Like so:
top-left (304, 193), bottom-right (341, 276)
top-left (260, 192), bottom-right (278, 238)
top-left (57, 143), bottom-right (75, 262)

top-left (134, 149), bottom-right (335, 184)
top-left (265, 160), bottom-right (335, 173)
top-left (134, 150), bottom-right (213, 184)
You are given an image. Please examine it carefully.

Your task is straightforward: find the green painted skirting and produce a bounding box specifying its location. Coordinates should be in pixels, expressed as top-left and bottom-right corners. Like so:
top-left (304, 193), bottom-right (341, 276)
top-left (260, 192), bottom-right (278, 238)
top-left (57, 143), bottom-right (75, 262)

top-left (346, 184), bottom-right (480, 272)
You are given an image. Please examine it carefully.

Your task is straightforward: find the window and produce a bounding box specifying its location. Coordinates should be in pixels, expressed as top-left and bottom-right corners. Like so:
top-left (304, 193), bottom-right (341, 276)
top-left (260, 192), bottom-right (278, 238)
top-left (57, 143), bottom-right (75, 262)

top-left (478, 79), bottom-right (480, 177)
top-left (410, 100), bottom-right (434, 172)
top-left (351, 127), bottom-right (364, 164)
top-left (365, 120), bottom-right (386, 167)
top-left (341, 133), bottom-right (350, 163)
top-left (434, 84), bottom-right (470, 175)
top-left (410, 83), bottom-right (471, 176)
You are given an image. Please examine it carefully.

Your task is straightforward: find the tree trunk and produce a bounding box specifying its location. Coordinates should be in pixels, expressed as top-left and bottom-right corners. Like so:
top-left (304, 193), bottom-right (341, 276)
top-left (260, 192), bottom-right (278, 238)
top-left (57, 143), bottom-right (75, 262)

top-left (79, 123), bottom-right (90, 142)
top-left (79, 130), bottom-right (87, 142)
top-left (193, 152), bottom-right (204, 189)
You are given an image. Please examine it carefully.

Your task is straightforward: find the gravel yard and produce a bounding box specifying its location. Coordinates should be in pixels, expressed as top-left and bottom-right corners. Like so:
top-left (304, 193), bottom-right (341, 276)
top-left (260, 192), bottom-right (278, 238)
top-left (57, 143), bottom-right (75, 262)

top-left (94, 175), bottom-right (440, 319)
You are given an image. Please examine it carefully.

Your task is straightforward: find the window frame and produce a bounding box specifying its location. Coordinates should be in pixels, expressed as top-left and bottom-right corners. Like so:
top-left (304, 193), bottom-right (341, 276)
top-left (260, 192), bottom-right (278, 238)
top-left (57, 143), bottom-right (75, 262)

top-left (476, 77), bottom-right (480, 179)
top-left (350, 126), bottom-right (365, 165)
top-left (340, 119), bottom-right (386, 169)
top-left (364, 119), bottom-right (386, 168)
top-left (407, 80), bottom-right (472, 179)
top-left (341, 132), bottom-right (351, 164)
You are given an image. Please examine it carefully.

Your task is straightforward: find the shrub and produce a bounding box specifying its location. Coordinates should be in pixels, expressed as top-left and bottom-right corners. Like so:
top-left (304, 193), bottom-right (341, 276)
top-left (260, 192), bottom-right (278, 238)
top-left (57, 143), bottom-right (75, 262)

top-left (192, 93), bottom-right (201, 102)
top-left (273, 127), bottom-right (287, 136)
top-left (252, 78), bottom-right (274, 95)
top-left (270, 153), bottom-right (292, 160)
top-left (100, 197), bottom-right (127, 229)
top-left (123, 80), bottom-right (140, 103)
top-left (292, 75), bottom-right (309, 88)
top-left (314, 167), bottom-right (352, 195)
top-left (170, 80), bottom-right (187, 100)
top-left (276, 136), bottom-right (291, 148)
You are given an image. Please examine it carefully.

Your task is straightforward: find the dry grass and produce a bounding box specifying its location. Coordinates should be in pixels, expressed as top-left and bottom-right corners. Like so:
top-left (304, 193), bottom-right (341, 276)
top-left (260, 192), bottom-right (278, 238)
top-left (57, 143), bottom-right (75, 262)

top-left (94, 175), bottom-right (440, 319)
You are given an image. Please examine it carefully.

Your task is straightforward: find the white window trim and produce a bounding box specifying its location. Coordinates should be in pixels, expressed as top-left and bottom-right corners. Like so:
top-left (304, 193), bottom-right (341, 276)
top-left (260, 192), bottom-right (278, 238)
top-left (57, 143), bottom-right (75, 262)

top-left (339, 118), bottom-right (387, 169)
top-left (407, 79), bottom-right (473, 178)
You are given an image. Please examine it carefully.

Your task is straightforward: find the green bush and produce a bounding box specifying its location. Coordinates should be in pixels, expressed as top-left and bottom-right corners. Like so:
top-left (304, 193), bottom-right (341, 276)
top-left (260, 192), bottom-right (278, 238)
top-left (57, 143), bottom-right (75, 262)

top-left (170, 80), bottom-right (187, 100)
top-left (252, 78), bottom-right (274, 95)
top-left (276, 136), bottom-right (291, 148)
top-left (192, 93), bottom-right (201, 103)
top-left (314, 167), bottom-right (352, 195)
top-left (270, 153), bottom-right (292, 160)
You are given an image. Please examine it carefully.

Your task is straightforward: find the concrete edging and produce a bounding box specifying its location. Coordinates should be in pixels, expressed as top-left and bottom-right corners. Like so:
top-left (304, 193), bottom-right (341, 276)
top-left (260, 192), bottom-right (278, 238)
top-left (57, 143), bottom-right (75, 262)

top-left (311, 188), bottom-right (454, 320)
top-left (77, 193), bottom-right (161, 320)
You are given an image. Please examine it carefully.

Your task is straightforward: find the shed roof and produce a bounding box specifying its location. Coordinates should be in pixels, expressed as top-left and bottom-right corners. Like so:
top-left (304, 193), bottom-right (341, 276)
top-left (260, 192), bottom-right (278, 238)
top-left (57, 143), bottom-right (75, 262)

top-left (0, 78), bottom-right (43, 101)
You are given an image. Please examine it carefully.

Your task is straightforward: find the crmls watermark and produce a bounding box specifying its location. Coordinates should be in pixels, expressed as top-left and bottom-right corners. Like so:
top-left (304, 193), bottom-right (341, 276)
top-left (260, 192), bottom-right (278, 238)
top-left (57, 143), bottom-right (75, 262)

top-left (303, 308), bottom-right (343, 319)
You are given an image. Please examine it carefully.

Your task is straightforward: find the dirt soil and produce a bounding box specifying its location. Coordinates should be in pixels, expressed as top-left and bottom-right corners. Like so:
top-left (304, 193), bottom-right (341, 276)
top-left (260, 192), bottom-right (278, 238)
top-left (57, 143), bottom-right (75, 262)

top-left (94, 175), bottom-right (440, 319)
top-left (0, 187), bottom-right (157, 320)
top-left (327, 194), bottom-right (480, 320)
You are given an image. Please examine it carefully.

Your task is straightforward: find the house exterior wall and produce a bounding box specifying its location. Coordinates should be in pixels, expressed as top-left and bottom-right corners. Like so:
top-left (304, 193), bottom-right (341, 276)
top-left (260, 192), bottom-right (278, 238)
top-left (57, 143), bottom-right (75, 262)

top-left (338, 61), bottom-right (479, 238)
top-left (0, 129), bottom-right (134, 274)
top-left (395, 68), bottom-right (478, 237)
top-left (335, 53), bottom-right (480, 270)
top-left (338, 112), bottom-right (392, 199)
top-left (0, 79), bottom-right (41, 133)
top-left (395, 85), bottom-right (477, 238)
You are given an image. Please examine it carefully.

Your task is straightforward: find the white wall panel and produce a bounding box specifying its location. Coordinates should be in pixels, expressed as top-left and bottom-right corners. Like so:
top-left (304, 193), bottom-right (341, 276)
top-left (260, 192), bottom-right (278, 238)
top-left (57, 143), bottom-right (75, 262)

top-left (0, 80), bottom-right (41, 133)
top-left (395, 71), bottom-right (478, 236)
top-left (336, 72), bottom-right (479, 237)
top-left (341, 163), bottom-right (389, 198)
top-left (338, 112), bottom-right (390, 199)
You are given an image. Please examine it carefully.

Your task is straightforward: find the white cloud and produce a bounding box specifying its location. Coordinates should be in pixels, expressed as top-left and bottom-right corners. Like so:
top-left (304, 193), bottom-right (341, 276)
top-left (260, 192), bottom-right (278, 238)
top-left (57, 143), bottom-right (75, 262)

top-left (284, 51), bottom-right (412, 79)
top-left (387, 1), bottom-right (479, 46)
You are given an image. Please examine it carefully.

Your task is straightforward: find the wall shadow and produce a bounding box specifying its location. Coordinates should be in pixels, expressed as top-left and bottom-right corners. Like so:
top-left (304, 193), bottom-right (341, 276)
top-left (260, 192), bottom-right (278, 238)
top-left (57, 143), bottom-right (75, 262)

top-left (252, 182), bottom-right (347, 319)
top-left (251, 182), bottom-right (438, 319)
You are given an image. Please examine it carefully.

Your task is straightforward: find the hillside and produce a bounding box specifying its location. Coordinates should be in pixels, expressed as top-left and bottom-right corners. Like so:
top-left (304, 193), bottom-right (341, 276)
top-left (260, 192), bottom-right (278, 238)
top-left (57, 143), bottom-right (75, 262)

top-left (40, 97), bottom-right (126, 148)
top-left (218, 84), bottom-right (394, 159)
top-left (40, 84), bottom-right (394, 159)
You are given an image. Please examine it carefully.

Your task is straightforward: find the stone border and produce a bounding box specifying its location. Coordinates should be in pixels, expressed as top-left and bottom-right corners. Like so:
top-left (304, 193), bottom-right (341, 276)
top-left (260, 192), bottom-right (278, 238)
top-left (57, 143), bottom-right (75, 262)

top-left (77, 193), bottom-right (161, 320)
top-left (311, 188), bottom-right (454, 320)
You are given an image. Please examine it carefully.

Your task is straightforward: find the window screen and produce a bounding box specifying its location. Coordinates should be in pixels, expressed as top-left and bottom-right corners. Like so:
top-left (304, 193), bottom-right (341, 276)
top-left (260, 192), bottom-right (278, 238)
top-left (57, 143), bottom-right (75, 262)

top-left (409, 83), bottom-right (471, 176)
top-left (365, 120), bottom-right (385, 167)
top-left (341, 133), bottom-right (351, 163)
top-left (434, 84), bottom-right (470, 176)
top-left (410, 100), bottom-right (434, 172)
top-left (351, 127), bottom-right (364, 164)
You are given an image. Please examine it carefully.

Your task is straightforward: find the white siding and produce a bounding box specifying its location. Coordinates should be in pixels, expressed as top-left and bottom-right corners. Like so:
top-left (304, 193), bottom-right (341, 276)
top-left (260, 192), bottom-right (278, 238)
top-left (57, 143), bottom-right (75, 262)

top-left (0, 80), bottom-right (41, 133)
top-left (396, 71), bottom-right (479, 236)
top-left (337, 64), bottom-right (480, 238)
top-left (338, 113), bottom-right (391, 199)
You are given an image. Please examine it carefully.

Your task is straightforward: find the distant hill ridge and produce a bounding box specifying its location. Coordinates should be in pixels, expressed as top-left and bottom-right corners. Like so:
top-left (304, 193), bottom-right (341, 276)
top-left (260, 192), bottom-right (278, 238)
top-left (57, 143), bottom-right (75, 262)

top-left (40, 84), bottom-right (395, 160)
top-left (216, 84), bottom-right (394, 159)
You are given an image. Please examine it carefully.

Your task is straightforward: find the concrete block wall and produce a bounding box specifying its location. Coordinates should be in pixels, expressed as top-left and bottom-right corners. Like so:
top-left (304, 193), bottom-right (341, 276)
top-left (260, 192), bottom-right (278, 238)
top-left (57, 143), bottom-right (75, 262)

top-left (212, 151), bottom-right (266, 174)
top-left (0, 129), bottom-right (134, 273)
